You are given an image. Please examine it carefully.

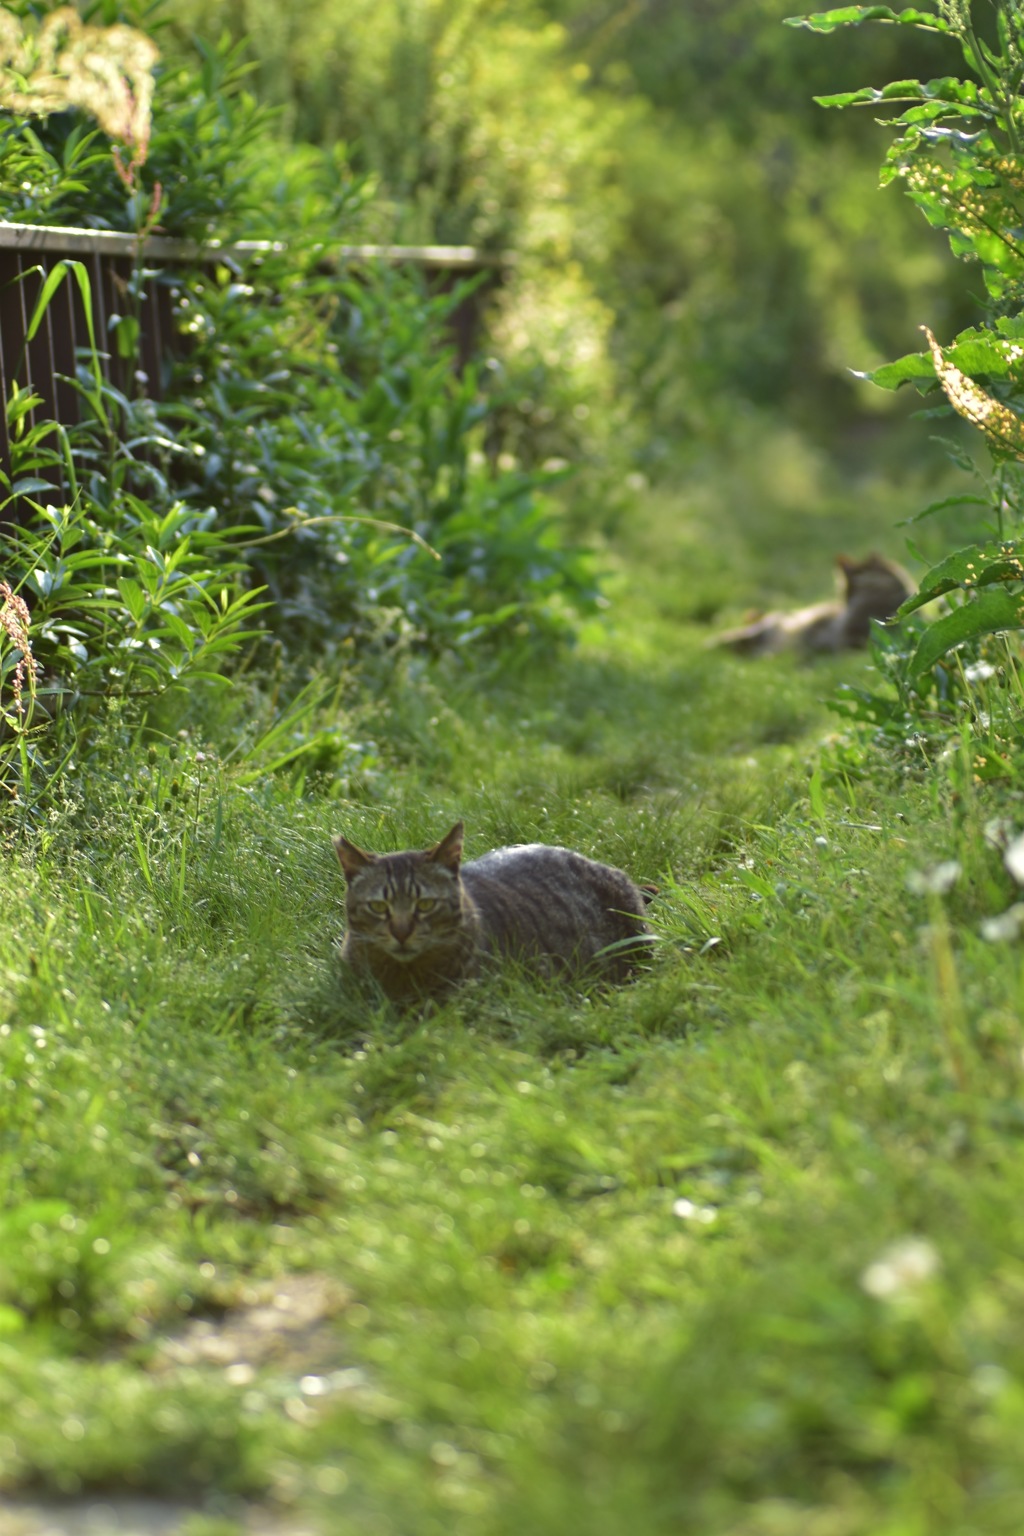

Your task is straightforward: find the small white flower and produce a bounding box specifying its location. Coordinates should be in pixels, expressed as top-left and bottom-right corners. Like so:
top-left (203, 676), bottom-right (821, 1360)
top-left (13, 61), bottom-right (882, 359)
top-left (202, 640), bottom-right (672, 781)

top-left (1004, 833), bottom-right (1024, 886)
top-left (980, 904), bottom-right (1024, 943)
top-left (906, 861), bottom-right (961, 896)
top-left (984, 818), bottom-right (1016, 852)
top-left (861, 1237), bottom-right (940, 1301)
top-left (673, 1198), bottom-right (717, 1225)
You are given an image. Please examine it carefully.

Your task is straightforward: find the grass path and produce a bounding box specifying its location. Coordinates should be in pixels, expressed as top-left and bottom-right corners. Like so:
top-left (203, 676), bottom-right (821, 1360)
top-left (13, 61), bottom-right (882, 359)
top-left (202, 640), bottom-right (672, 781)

top-left (4, 453), bottom-right (1024, 1535)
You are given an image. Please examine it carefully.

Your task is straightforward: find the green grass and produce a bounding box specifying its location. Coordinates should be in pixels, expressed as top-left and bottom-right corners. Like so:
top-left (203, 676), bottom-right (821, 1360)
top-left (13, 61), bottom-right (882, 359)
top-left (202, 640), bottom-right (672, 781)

top-left (5, 434), bottom-right (1024, 1534)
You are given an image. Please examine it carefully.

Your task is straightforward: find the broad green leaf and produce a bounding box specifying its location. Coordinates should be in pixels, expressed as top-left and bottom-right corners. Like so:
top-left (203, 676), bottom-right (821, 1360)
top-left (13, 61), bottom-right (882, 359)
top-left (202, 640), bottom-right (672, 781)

top-left (116, 578), bottom-right (147, 622)
top-left (899, 542), bottom-right (1024, 615)
top-left (194, 628), bottom-right (265, 656)
top-left (908, 586), bottom-right (1024, 675)
top-left (907, 125), bottom-right (987, 148)
top-left (914, 75), bottom-right (979, 102)
top-left (28, 565), bottom-right (61, 597)
top-left (785, 7), bottom-right (951, 34)
top-left (159, 611), bottom-right (198, 649)
top-left (815, 76), bottom-right (980, 109)
top-left (62, 550), bottom-right (123, 572)
top-left (896, 100), bottom-right (990, 125)
top-left (969, 229), bottom-right (1024, 274)
top-left (874, 333), bottom-right (1024, 388)
top-left (11, 477), bottom-right (57, 496)
top-left (133, 562), bottom-right (160, 596)
top-left (176, 668), bottom-right (234, 687)
top-left (857, 352), bottom-right (941, 390)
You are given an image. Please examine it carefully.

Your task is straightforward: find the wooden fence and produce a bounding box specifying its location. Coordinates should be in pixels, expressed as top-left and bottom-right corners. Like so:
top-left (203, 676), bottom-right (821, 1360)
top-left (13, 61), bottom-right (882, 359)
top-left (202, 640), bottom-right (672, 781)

top-left (0, 220), bottom-right (506, 497)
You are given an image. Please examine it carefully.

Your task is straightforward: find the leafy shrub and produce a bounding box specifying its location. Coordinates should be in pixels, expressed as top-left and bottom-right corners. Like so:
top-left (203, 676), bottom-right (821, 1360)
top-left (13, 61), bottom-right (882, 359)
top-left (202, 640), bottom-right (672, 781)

top-left (0, 3), bottom-right (598, 808)
top-left (162, 250), bottom-right (599, 648)
top-left (790, 1), bottom-right (1024, 765)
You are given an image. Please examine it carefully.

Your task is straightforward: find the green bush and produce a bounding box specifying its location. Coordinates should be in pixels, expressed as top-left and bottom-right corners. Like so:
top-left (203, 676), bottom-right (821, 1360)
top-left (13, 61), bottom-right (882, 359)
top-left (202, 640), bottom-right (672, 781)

top-left (0, 3), bottom-right (598, 806)
top-left (791, 1), bottom-right (1024, 768)
top-left (162, 249), bottom-right (599, 649)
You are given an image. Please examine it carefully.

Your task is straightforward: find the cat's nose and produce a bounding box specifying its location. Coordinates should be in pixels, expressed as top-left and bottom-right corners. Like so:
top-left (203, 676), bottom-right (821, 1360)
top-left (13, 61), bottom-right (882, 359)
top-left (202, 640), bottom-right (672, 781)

top-left (390, 917), bottom-right (415, 944)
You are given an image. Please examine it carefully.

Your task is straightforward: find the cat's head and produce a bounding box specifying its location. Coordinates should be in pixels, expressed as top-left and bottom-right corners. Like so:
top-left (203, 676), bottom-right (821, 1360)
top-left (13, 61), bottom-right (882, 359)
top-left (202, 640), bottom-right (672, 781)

top-left (333, 822), bottom-right (466, 963)
top-left (836, 553), bottom-right (887, 594)
top-left (836, 552), bottom-right (912, 607)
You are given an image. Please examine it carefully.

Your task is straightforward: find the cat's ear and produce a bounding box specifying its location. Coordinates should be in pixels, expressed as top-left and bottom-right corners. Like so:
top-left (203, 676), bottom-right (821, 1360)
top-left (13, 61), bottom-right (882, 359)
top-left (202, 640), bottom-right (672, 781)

top-left (333, 834), bottom-right (376, 881)
top-left (426, 821), bottom-right (464, 872)
top-left (835, 554), bottom-right (855, 595)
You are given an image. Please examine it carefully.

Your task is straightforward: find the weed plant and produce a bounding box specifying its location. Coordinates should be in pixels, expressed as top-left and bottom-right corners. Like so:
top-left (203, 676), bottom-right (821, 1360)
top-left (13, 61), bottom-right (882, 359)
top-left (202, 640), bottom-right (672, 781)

top-left (790, 0), bottom-right (1024, 780)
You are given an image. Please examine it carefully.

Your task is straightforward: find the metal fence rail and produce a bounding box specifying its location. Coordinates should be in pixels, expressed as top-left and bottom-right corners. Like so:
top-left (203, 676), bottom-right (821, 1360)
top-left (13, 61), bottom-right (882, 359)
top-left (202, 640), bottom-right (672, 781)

top-left (0, 221), bottom-right (506, 504)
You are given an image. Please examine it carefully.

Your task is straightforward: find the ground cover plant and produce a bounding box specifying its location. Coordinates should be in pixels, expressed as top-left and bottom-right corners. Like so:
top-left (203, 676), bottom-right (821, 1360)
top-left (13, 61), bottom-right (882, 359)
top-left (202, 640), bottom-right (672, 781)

top-left (8, 1), bottom-right (1024, 1534)
top-left (7, 441), bottom-right (1024, 1535)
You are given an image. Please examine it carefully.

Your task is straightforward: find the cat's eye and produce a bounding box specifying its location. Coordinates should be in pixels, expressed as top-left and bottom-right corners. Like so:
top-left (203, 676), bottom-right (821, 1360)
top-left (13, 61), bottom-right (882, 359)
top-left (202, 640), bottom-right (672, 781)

top-left (368, 899), bottom-right (389, 915)
top-left (416, 897), bottom-right (437, 913)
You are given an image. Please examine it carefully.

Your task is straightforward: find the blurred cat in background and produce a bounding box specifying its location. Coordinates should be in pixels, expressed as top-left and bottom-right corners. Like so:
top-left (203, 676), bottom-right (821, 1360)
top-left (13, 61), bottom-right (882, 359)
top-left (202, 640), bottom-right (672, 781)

top-left (711, 552), bottom-right (913, 656)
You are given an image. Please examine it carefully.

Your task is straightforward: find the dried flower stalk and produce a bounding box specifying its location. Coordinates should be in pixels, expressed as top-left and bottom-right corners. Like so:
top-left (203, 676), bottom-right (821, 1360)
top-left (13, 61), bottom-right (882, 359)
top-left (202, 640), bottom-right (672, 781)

top-left (0, 7), bottom-right (159, 161)
top-left (923, 325), bottom-right (1024, 459)
top-left (0, 581), bottom-right (37, 718)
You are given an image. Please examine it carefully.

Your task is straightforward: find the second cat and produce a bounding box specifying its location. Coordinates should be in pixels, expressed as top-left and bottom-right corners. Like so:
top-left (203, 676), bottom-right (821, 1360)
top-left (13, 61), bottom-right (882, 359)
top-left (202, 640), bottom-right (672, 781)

top-left (711, 552), bottom-right (913, 656)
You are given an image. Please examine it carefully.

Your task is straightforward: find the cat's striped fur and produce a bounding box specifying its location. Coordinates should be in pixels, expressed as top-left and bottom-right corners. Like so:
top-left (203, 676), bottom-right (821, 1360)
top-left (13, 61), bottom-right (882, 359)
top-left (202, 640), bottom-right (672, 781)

top-left (334, 821), bottom-right (654, 1002)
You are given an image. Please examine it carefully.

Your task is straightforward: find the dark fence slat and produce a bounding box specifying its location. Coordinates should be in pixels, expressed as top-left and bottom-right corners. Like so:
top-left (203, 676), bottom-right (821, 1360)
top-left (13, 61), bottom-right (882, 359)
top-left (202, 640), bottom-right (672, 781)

top-left (140, 270), bottom-right (162, 399)
top-left (52, 267), bottom-right (79, 433)
top-left (0, 249), bottom-right (14, 480)
top-left (13, 253), bottom-right (32, 406)
top-left (88, 248), bottom-right (108, 391)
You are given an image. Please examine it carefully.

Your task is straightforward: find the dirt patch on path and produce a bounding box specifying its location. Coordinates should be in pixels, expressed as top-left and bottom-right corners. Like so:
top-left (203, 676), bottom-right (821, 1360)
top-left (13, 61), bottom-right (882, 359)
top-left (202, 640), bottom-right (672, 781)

top-left (0, 1497), bottom-right (319, 1535)
top-left (1, 1274), bottom-right (360, 1536)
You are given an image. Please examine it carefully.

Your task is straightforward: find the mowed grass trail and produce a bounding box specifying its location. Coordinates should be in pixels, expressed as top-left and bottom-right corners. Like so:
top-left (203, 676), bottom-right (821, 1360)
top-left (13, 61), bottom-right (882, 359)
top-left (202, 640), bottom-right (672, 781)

top-left (5, 444), bottom-right (1024, 1535)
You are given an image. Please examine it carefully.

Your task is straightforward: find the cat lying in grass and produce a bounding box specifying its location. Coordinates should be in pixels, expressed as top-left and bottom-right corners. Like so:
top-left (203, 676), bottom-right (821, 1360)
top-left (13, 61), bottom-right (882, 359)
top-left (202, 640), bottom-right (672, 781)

top-left (712, 552), bottom-right (913, 656)
top-left (334, 821), bottom-right (655, 1002)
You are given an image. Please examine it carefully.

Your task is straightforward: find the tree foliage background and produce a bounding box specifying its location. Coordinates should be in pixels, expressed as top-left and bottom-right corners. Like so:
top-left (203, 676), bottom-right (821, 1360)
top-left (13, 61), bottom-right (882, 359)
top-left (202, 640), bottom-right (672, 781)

top-left (171, 0), bottom-right (978, 467)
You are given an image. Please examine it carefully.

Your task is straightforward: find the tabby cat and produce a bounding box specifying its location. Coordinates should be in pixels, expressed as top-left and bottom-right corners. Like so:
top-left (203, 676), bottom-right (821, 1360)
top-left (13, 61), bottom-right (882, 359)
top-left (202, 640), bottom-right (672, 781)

top-left (712, 553), bottom-right (913, 657)
top-left (334, 821), bottom-right (654, 1002)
